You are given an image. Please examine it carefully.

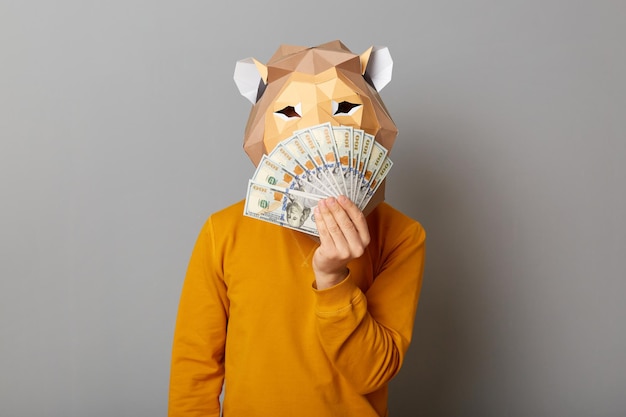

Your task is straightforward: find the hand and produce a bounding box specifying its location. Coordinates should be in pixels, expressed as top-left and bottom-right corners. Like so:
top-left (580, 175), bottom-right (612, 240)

top-left (312, 195), bottom-right (371, 290)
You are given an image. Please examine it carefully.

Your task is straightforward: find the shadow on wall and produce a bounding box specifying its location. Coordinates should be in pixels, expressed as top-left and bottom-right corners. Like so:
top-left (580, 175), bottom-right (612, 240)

top-left (386, 123), bottom-right (511, 416)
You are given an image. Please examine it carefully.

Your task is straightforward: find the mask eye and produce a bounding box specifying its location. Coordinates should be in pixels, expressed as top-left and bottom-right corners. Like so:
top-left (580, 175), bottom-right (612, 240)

top-left (332, 100), bottom-right (361, 116)
top-left (274, 104), bottom-right (302, 120)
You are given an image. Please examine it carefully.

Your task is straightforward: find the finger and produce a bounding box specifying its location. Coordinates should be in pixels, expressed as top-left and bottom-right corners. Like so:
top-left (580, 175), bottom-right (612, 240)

top-left (336, 195), bottom-right (370, 244)
top-left (324, 196), bottom-right (363, 245)
top-left (316, 198), bottom-right (350, 252)
top-left (314, 200), bottom-right (336, 249)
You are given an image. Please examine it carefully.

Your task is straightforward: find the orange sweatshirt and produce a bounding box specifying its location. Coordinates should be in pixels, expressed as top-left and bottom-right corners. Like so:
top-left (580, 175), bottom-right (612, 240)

top-left (168, 200), bottom-right (426, 417)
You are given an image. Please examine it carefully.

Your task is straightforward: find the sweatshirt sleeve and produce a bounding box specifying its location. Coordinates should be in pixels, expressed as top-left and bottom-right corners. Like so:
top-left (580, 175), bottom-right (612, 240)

top-left (168, 218), bottom-right (229, 417)
top-left (313, 222), bottom-right (426, 394)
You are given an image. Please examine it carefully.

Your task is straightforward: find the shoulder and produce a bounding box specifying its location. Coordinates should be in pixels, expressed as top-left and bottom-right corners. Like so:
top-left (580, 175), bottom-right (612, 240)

top-left (367, 202), bottom-right (425, 238)
top-left (202, 199), bottom-right (286, 242)
top-left (202, 199), bottom-right (252, 233)
top-left (210, 199), bottom-right (246, 224)
top-left (366, 202), bottom-right (426, 256)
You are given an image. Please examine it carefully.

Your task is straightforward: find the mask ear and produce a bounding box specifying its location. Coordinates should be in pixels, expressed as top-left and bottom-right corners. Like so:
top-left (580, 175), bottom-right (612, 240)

top-left (360, 46), bottom-right (393, 92)
top-left (234, 57), bottom-right (268, 104)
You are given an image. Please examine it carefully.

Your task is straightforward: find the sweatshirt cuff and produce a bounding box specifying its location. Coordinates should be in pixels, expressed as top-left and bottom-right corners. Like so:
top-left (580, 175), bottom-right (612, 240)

top-left (313, 273), bottom-right (363, 314)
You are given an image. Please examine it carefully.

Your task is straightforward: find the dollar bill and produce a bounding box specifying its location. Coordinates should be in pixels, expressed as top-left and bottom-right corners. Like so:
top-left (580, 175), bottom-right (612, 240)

top-left (267, 143), bottom-right (307, 179)
top-left (355, 140), bottom-right (389, 205)
top-left (353, 132), bottom-right (374, 201)
top-left (243, 179), bottom-right (321, 236)
top-left (268, 142), bottom-right (324, 195)
top-left (244, 123), bottom-right (394, 234)
top-left (283, 134), bottom-right (339, 197)
top-left (350, 128), bottom-right (365, 202)
top-left (252, 154), bottom-right (298, 189)
top-left (357, 156), bottom-right (393, 209)
top-left (308, 123), bottom-right (348, 195)
top-left (296, 128), bottom-right (344, 195)
top-left (332, 125), bottom-right (354, 199)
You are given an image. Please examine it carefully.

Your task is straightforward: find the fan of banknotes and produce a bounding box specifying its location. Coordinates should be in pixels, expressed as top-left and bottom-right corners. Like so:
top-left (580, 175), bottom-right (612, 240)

top-left (243, 122), bottom-right (393, 236)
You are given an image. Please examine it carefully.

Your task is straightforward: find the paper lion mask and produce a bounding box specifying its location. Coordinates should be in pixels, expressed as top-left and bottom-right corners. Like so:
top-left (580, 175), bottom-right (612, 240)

top-left (234, 40), bottom-right (398, 211)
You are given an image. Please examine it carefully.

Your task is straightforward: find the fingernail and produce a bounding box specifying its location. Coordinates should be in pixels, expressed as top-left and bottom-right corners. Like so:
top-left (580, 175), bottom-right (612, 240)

top-left (327, 197), bottom-right (336, 205)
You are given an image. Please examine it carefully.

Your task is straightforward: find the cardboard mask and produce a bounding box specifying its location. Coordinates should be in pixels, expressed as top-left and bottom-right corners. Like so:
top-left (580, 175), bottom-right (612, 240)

top-left (234, 40), bottom-right (398, 213)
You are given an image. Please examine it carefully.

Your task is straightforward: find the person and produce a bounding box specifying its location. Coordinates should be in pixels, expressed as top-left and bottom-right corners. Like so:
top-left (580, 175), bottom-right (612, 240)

top-left (168, 41), bottom-right (426, 417)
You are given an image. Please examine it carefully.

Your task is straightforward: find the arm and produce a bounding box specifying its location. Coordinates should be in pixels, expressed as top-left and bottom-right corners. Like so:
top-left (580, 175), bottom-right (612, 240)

top-left (312, 197), bottom-right (426, 394)
top-left (168, 218), bottom-right (229, 417)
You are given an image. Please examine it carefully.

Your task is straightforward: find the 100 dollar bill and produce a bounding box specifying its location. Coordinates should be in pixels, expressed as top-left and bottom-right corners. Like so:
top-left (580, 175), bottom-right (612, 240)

top-left (243, 180), bottom-right (324, 236)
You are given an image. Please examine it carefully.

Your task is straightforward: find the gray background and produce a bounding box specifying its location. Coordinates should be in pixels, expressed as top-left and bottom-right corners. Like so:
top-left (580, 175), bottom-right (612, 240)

top-left (1, 0), bottom-right (625, 416)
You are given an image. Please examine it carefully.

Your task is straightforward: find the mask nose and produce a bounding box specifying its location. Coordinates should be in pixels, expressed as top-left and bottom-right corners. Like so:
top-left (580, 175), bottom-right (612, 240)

top-left (297, 105), bottom-right (335, 130)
